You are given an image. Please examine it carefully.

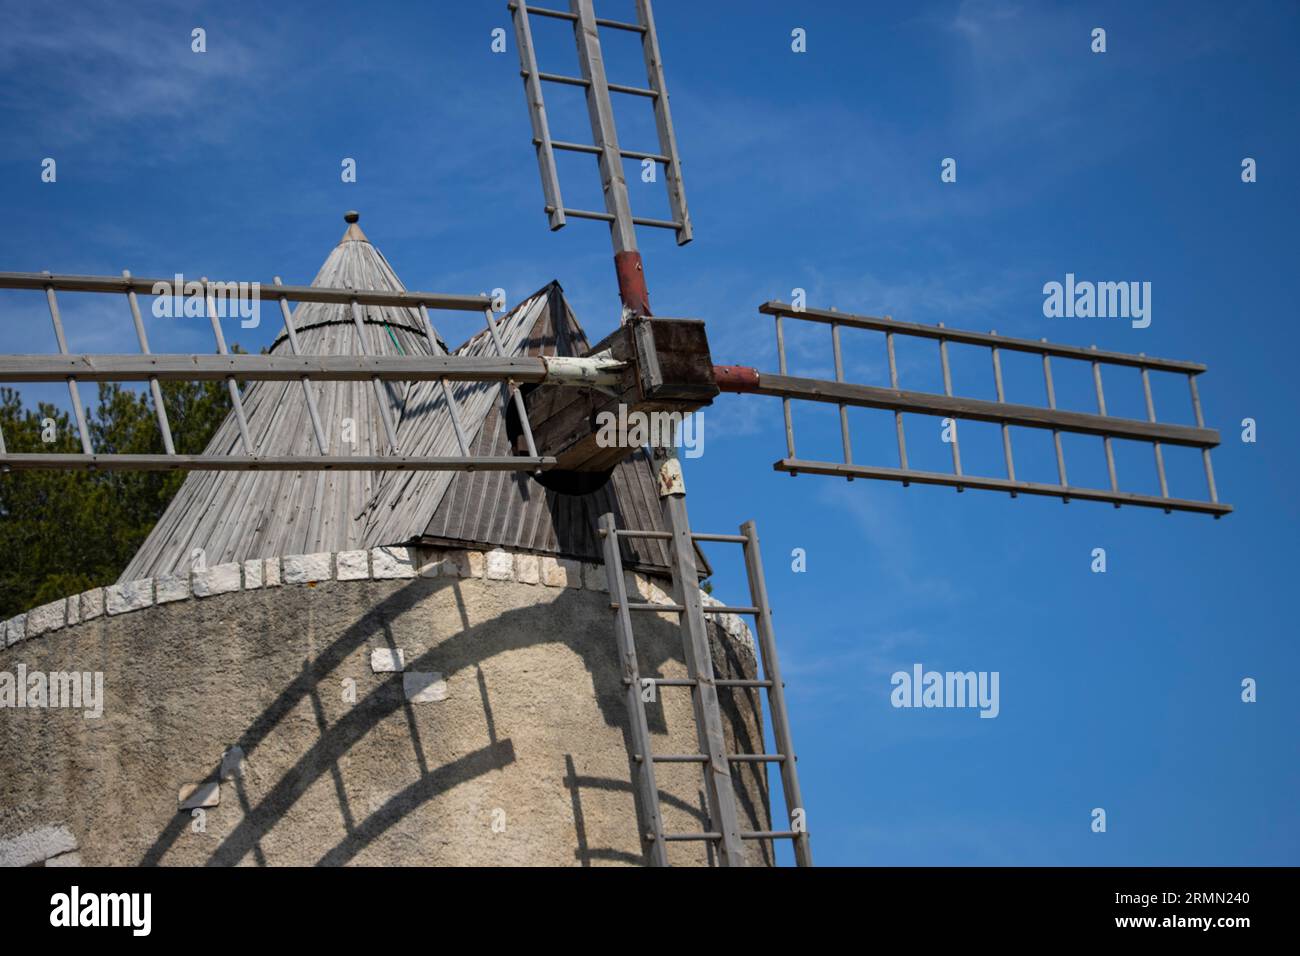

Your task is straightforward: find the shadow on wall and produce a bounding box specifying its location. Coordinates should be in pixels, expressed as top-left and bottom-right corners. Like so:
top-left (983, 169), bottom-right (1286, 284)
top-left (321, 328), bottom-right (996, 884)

top-left (135, 572), bottom-right (771, 867)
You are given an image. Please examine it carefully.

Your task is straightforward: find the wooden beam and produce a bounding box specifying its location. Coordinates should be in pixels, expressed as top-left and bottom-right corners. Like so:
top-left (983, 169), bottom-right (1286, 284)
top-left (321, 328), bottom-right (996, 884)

top-left (758, 301), bottom-right (1206, 374)
top-left (0, 454), bottom-right (555, 473)
top-left (776, 458), bottom-right (1232, 516)
top-left (751, 372), bottom-right (1220, 448)
top-left (0, 272), bottom-right (490, 312)
top-left (572, 0), bottom-right (638, 254)
top-left (636, 0), bottom-right (692, 245)
top-left (0, 353), bottom-right (623, 386)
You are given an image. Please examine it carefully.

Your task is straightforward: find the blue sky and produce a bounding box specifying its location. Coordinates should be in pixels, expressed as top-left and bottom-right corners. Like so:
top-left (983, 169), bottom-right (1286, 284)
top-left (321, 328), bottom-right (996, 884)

top-left (1, 0), bottom-right (1297, 865)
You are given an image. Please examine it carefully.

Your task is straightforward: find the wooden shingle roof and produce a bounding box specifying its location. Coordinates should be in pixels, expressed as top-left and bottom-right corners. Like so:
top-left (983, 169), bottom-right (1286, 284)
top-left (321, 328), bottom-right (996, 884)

top-left (120, 218), bottom-right (435, 581)
top-left (369, 282), bottom-right (677, 574)
top-left (121, 220), bottom-right (681, 581)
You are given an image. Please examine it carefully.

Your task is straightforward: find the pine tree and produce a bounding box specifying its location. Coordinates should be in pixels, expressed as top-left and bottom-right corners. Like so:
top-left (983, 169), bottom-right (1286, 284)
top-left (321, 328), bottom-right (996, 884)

top-left (0, 374), bottom-right (233, 618)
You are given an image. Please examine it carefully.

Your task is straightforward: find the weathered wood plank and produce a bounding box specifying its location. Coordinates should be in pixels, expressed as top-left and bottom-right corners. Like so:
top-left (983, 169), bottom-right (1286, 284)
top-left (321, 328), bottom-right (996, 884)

top-left (0, 454), bottom-right (553, 472)
top-left (0, 271), bottom-right (489, 311)
top-left (0, 353), bottom-right (629, 384)
top-left (758, 301), bottom-right (1206, 374)
top-left (753, 373), bottom-right (1220, 448)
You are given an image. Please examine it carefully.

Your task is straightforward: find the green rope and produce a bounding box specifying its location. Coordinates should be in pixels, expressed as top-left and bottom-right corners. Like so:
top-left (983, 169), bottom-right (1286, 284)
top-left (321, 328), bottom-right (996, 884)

top-left (385, 323), bottom-right (404, 355)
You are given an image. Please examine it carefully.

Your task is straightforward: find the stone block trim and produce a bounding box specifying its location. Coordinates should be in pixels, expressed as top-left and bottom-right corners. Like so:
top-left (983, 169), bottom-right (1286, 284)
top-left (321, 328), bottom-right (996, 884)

top-left (336, 550), bottom-right (370, 581)
top-left (242, 560), bottom-right (264, 590)
top-left (516, 554), bottom-right (540, 585)
top-left (106, 579), bottom-right (153, 616)
top-left (0, 545), bottom-right (755, 657)
top-left (372, 546), bottom-right (416, 580)
top-left (467, 551), bottom-right (485, 578)
top-left (485, 549), bottom-right (514, 581)
top-left (26, 600), bottom-right (67, 638)
top-left (192, 563), bottom-right (242, 599)
top-left (702, 592), bottom-right (758, 656)
top-left (415, 549), bottom-right (471, 579)
top-left (541, 557), bottom-right (581, 589)
top-left (155, 573), bottom-right (191, 605)
top-left (283, 552), bottom-right (333, 584)
top-left (80, 588), bottom-right (104, 621)
top-left (4, 614), bottom-right (27, 648)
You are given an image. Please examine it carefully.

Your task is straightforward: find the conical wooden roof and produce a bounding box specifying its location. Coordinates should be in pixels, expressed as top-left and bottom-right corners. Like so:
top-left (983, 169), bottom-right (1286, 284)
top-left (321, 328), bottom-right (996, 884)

top-left (121, 217), bottom-right (679, 581)
top-left (120, 217), bottom-right (432, 580)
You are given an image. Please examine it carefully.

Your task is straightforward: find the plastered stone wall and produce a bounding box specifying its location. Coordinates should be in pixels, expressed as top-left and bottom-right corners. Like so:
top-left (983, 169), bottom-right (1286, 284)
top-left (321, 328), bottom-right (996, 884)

top-left (0, 546), bottom-right (773, 866)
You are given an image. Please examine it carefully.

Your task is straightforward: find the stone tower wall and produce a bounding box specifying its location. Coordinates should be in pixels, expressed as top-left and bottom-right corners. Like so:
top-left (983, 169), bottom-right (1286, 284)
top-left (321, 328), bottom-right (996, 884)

top-left (0, 546), bottom-right (772, 867)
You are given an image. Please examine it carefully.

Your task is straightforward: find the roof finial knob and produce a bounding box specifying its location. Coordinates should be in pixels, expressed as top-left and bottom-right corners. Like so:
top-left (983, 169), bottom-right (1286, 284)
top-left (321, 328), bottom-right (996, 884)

top-left (344, 210), bottom-right (360, 224)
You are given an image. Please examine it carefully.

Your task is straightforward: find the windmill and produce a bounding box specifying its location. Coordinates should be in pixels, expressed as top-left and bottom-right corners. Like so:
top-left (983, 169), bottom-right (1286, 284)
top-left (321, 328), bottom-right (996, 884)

top-left (501, 0), bottom-right (1229, 866)
top-left (0, 1), bottom-right (1228, 868)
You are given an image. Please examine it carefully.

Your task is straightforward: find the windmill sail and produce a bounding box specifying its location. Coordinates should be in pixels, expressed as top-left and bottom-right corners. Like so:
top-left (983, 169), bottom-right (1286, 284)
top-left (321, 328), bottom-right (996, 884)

top-left (725, 302), bottom-right (1230, 517)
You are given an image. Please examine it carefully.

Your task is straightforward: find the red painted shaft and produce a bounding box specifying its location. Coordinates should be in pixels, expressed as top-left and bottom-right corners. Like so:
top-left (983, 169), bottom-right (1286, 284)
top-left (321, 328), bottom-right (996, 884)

top-left (614, 251), bottom-right (651, 317)
top-left (713, 365), bottom-right (761, 393)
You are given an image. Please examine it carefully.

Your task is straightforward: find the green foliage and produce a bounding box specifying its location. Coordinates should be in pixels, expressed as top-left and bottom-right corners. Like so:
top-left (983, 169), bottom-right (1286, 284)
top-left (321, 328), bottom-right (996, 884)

top-left (0, 375), bottom-right (233, 619)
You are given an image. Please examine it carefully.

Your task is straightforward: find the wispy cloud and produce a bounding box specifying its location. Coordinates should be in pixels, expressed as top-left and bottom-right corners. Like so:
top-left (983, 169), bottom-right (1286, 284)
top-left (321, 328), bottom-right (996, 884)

top-left (0, 0), bottom-right (278, 164)
top-left (818, 481), bottom-right (965, 607)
